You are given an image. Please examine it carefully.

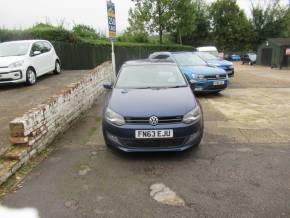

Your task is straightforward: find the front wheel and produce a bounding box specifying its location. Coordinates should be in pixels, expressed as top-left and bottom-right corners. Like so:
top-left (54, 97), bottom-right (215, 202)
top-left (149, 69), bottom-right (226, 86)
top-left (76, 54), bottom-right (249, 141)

top-left (54, 60), bottom-right (61, 74)
top-left (26, 68), bottom-right (37, 85)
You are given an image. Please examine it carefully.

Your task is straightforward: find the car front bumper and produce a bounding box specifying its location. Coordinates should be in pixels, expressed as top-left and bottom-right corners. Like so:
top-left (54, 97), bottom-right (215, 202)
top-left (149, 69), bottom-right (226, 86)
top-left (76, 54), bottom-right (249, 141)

top-left (193, 79), bottom-right (228, 92)
top-left (102, 119), bottom-right (203, 152)
top-left (0, 69), bottom-right (25, 84)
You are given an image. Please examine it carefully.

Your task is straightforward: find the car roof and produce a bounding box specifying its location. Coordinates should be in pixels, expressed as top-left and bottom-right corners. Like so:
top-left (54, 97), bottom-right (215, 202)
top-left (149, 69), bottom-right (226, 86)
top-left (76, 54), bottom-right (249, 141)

top-left (123, 59), bottom-right (176, 67)
top-left (196, 46), bottom-right (218, 51)
top-left (149, 51), bottom-right (193, 57)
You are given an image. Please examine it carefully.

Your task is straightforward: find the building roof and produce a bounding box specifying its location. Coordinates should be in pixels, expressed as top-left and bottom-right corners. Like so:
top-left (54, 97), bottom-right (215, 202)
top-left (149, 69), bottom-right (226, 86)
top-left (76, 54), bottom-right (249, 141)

top-left (269, 38), bottom-right (290, 46)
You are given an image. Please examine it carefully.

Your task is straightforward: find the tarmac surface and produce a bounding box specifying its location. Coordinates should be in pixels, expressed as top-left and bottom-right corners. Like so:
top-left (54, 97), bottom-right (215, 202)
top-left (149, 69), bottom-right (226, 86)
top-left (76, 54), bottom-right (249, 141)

top-left (2, 63), bottom-right (290, 217)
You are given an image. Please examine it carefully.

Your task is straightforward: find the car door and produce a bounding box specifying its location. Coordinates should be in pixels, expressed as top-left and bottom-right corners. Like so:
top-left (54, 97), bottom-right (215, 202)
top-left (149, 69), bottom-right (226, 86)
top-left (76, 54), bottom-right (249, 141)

top-left (30, 42), bottom-right (46, 76)
top-left (41, 41), bottom-right (54, 72)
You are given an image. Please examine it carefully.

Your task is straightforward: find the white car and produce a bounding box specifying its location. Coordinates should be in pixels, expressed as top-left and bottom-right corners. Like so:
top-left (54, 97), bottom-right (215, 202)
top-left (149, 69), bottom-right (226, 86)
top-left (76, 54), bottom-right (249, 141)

top-left (0, 40), bottom-right (61, 85)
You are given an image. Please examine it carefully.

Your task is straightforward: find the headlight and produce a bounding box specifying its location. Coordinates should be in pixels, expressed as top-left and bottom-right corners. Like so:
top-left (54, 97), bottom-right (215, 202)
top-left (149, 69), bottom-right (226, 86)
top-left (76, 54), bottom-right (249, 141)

top-left (229, 65), bottom-right (234, 69)
top-left (182, 106), bottom-right (201, 124)
top-left (8, 60), bottom-right (25, 68)
top-left (105, 108), bottom-right (125, 126)
top-left (197, 74), bottom-right (205, 80)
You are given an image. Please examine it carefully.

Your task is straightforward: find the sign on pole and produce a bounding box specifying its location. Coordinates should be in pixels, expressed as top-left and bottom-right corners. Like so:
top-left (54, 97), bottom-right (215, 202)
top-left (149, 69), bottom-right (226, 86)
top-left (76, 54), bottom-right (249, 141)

top-left (286, 48), bottom-right (290, 56)
top-left (107, 1), bottom-right (116, 41)
top-left (107, 1), bottom-right (117, 76)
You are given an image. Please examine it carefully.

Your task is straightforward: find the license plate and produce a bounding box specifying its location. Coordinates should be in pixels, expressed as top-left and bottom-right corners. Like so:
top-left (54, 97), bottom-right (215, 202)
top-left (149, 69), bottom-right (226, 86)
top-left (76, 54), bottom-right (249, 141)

top-left (213, 81), bottom-right (225, 86)
top-left (135, 130), bottom-right (173, 139)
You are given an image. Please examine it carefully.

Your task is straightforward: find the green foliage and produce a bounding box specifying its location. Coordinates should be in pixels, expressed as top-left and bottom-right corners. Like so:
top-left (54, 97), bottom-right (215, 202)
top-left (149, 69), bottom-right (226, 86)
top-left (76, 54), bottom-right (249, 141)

top-left (0, 23), bottom-right (77, 43)
top-left (250, 1), bottom-right (289, 49)
top-left (169, 0), bottom-right (197, 45)
top-left (130, 0), bottom-right (174, 44)
top-left (28, 23), bottom-right (77, 43)
top-left (210, 0), bottom-right (254, 51)
top-left (118, 31), bottom-right (149, 43)
top-left (73, 24), bottom-right (99, 41)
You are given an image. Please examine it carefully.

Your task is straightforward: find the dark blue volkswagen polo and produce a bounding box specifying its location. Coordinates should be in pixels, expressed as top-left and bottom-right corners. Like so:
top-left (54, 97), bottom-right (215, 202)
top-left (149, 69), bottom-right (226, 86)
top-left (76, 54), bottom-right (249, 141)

top-left (102, 60), bottom-right (203, 152)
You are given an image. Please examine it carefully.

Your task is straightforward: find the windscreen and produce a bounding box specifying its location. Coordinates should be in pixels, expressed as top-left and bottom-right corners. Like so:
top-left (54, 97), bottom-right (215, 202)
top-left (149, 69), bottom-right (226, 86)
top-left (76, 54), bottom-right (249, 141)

top-left (196, 52), bottom-right (219, 61)
top-left (172, 53), bottom-right (207, 66)
top-left (115, 64), bottom-right (187, 89)
top-left (0, 42), bottom-right (30, 57)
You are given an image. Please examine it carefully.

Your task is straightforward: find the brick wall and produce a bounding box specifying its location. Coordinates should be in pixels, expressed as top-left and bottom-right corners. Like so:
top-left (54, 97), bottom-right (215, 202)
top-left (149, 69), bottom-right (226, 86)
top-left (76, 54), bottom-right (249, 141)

top-left (0, 62), bottom-right (113, 184)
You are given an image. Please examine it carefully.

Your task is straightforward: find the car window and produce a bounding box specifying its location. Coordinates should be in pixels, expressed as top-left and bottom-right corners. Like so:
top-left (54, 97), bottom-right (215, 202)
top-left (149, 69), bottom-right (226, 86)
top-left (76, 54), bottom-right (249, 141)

top-left (154, 55), bottom-right (170, 59)
top-left (0, 42), bottom-right (30, 57)
top-left (115, 65), bottom-right (187, 89)
top-left (31, 42), bottom-right (44, 56)
top-left (196, 52), bottom-right (219, 61)
top-left (41, 42), bottom-right (52, 53)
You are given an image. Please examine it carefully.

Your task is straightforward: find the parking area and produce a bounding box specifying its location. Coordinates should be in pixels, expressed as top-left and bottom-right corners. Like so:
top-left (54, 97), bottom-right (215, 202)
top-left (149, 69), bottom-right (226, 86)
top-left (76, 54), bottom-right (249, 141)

top-left (0, 70), bottom-right (90, 155)
top-left (2, 64), bottom-right (290, 217)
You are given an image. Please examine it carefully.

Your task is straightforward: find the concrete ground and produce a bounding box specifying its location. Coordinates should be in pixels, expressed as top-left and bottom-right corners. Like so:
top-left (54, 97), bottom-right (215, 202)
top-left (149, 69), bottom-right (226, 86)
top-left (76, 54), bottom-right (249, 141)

top-left (0, 70), bottom-right (90, 156)
top-left (2, 64), bottom-right (290, 217)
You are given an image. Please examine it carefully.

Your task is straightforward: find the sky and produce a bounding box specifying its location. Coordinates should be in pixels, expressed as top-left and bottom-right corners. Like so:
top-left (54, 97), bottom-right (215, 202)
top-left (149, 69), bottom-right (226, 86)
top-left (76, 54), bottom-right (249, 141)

top-left (0, 0), bottom-right (288, 35)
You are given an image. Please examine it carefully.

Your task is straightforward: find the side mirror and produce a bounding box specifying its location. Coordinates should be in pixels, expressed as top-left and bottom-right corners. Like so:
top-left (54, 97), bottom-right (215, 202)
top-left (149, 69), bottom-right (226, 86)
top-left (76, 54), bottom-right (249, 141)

top-left (103, 82), bottom-right (113, 89)
top-left (33, 51), bottom-right (41, 56)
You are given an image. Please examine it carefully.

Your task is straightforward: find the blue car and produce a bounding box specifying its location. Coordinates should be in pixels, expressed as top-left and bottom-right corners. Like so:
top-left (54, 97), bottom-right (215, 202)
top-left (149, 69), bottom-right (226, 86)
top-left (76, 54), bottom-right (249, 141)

top-left (149, 52), bottom-right (228, 93)
top-left (226, 54), bottom-right (241, 61)
top-left (102, 59), bottom-right (203, 152)
top-left (195, 52), bottom-right (234, 77)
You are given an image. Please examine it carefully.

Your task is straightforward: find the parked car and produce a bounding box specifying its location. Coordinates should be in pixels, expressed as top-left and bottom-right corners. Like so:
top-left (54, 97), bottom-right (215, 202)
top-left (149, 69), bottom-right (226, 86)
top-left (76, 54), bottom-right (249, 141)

top-left (225, 53), bottom-right (241, 61)
top-left (195, 52), bottom-right (234, 77)
top-left (102, 59), bottom-right (204, 152)
top-left (196, 46), bottom-right (219, 57)
top-left (241, 53), bottom-right (257, 65)
top-left (149, 52), bottom-right (228, 93)
top-left (0, 40), bottom-right (61, 85)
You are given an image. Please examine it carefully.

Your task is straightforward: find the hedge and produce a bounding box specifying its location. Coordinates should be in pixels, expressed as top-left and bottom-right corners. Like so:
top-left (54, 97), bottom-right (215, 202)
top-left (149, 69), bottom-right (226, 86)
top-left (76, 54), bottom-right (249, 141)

top-left (52, 41), bottom-right (193, 71)
top-left (0, 27), bottom-right (193, 71)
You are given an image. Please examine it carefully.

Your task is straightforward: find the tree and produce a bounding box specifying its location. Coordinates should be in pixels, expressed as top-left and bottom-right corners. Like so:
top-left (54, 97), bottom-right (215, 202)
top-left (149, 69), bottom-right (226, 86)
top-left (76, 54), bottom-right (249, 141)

top-left (181, 0), bottom-right (211, 46)
top-left (169, 0), bottom-right (197, 45)
top-left (250, 0), bottom-right (290, 47)
top-left (130, 0), bottom-right (174, 44)
top-left (210, 0), bottom-right (253, 51)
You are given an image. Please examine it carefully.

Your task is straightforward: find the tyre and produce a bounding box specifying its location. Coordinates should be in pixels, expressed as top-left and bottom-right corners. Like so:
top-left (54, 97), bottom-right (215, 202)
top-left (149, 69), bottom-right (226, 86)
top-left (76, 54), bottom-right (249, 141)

top-left (54, 60), bottom-right (61, 74)
top-left (26, 68), bottom-right (37, 85)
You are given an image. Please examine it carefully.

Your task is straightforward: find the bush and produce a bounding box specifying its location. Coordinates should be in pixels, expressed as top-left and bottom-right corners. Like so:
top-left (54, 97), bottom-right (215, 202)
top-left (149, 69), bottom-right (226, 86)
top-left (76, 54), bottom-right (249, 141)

top-left (0, 23), bottom-right (193, 70)
top-left (73, 24), bottom-right (99, 41)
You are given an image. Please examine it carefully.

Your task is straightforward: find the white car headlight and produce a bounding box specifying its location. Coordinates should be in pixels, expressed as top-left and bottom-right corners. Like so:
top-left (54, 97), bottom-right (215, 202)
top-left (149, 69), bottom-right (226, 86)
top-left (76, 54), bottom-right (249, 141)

top-left (182, 106), bottom-right (201, 124)
top-left (105, 108), bottom-right (125, 126)
top-left (229, 65), bottom-right (234, 69)
top-left (8, 60), bottom-right (25, 68)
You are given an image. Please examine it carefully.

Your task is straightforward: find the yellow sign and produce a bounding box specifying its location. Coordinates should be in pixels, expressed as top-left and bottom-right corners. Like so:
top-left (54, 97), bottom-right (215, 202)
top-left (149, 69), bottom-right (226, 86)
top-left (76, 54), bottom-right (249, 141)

top-left (107, 1), bottom-right (116, 41)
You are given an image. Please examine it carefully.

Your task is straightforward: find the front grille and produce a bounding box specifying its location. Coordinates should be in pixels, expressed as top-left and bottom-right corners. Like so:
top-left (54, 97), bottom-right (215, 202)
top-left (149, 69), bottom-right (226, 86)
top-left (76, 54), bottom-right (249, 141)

top-left (0, 78), bottom-right (13, 82)
top-left (204, 74), bottom-right (227, 80)
top-left (125, 116), bottom-right (183, 124)
top-left (118, 137), bottom-right (186, 148)
top-left (206, 84), bottom-right (227, 90)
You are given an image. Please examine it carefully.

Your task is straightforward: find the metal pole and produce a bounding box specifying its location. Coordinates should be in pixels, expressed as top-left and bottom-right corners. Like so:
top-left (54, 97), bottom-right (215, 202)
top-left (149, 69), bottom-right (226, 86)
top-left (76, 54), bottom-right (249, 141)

top-left (111, 41), bottom-right (116, 79)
